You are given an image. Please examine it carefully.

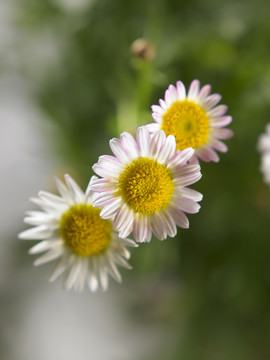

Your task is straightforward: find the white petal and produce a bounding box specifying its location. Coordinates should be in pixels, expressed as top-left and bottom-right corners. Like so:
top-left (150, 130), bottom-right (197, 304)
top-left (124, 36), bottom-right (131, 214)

top-left (92, 163), bottom-right (120, 180)
top-left (212, 139), bottom-right (228, 153)
top-left (49, 255), bottom-right (69, 282)
top-left (54, 177), bottom-right (74, 204)
top-left (18, 226), bottom-right (52, 240)
top-left (29, 239), bottom-right (62, 254)
top-left (215, 128), bottom-right (234, 140)
top-left (65, 259), bottom-right (82, 291)
top-left (34, 248), bottom-right (63, 266)
top-left (197, 147), bottom-right (219, 162)
top-left (64, 174), bottom-right (85, 204)
top-left (211, 116), bottom-right (233, 128)
top-left (94, 192), bottom-right (116, 207)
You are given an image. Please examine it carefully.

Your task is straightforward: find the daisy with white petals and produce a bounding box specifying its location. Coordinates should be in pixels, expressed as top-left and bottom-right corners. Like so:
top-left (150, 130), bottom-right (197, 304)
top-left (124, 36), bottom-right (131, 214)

top-left (91, 127), bottom-right (202, 243)
top-left (258, 124), bottom-right (270, 184)
top-left (148, 79), bottom-right (233, 163)
top-left (18, 174), bottom-right (137, 292)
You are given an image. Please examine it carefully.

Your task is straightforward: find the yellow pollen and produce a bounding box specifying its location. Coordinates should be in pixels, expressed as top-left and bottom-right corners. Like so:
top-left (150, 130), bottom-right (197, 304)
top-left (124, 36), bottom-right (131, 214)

top-left (118, 157), bottom-right (174, 216)
top-left (161, 100), bottom-right (210, 150)
top-left (60, 204), bottom-right (112, 256)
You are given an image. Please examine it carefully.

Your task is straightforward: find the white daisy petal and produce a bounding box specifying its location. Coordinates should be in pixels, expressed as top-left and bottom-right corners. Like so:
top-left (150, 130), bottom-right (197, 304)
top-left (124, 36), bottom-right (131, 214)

top-left (34, 248), bottom-right (63, 266)
top-left (169, 206), bottom-right (189, 229)
top-left (18, 226), bottom-right (52, 240)
top-left (151, 213), bottom-right (166, 240)
top-left (177, 187), bottom-right (203, 202)
top-left (157, 135), bottom-right (176, 164)
top-left (149, 129), bottom-right (166, 159)
top-left (19, 174), bottom-right (135, 292)
top-left (64, 174), bottom-right (85, 204)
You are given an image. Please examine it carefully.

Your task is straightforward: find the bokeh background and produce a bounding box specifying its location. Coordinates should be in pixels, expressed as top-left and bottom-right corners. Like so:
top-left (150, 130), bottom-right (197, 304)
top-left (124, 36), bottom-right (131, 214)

top-left (1, 0), bottom-right (270, 359)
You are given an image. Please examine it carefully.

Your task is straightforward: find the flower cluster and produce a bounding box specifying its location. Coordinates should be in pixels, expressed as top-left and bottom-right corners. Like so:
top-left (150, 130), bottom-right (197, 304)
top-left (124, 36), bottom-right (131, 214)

top-left (19, 80), bottom-right (233, 292)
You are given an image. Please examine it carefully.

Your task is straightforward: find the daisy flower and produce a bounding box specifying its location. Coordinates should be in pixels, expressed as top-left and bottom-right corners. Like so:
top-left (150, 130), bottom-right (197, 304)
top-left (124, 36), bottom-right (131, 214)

top-left (90, 127), bottom-right (202, 243)
top-left (148, 79), bottom-right (233, 163)
top-left (18, 174), bottom-right (137, 292)
top-left (258, 124), bottom-right (270, 184)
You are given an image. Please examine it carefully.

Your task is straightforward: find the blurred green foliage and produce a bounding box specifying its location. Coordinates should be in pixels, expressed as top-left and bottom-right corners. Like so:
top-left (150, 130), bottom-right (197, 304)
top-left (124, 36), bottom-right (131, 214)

top-left (14, 0), bottom-right (270, 358)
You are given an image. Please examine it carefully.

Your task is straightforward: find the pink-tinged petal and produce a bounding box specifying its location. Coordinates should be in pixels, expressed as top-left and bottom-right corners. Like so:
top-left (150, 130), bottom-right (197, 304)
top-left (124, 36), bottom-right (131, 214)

top-left (212, 139), bottom-right (228, 153)
top-left (95, 156), bottom-right (123, 176)
top-left (176, 81), bottom-right (186, 101)
top-left (149, 130), bottom-right (166, 159)
top-left (151, 213), bottom-right (167, 240)
top-left (214, 128), bottom-right (234, 140)
top-left (100, 197), bottom-right (122, 219)
top-left (136, 126), bottom-right (151, 157)
top-left (113, 203), bottom-right (133, 231)
top-left (92, 163), bottom-right (119, 180)
top-left (145, 122), bottom-right (161, 132)
top-left (151, 104), bottom-right (164, 115)
top-left (118, 214), bottom-right (134, 238)
top-left (152, 113), bottom-right (163, 123)
top-left (197, 147), bottom-right (219, 163)
top-left (165, 84), bottom-right (178, 106)
top-left (157, 135), bottom-right (176, 164)
top-left (89, 178), bottom-right (116, 192)
top-left (188, 154), bottom-right (200, 165)
top-left (145, 220), bottom-right (152, 243)
top-left (159, 99), bottom-right (168, 111)
top-left (198, 84), bottom-right (211, 101)
top-left (188, 79), bottom-right (200, 101)
top-left (167, 147), bottom-right (195, 168)
top-left (120, 132), bottom-right (139, 160)
top-left (18, 225), bottom-right (52, 240)
top-left (211, 116), bottom-right (233, 128)
top-left (207, 104), bottom-right (228, 118)
top-left (203, 93), bottom-right (222, 110)
top-left (176, 187), bottom-right (203, 202)
top-left (93, 192), bottom-right (115, 207)
top-left (109, 138), bottom-right (131, 164)
top-left (133, 215), bottom-right (148, 243)
top-left (169, 206), bottom-right (189, 229)
top-left (174, 172), bottom-right (202, 187)
top-left (175, 197), bottom-right (201, 214)
top-left (171, 164), bottom-right (201, 178)
top-left (162, 210), bottom-right (177, 238)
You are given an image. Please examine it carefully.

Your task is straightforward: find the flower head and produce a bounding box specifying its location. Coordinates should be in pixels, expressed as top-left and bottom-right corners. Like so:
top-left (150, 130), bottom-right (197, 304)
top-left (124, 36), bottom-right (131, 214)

top-left (258, 124), bottom-right (270, 184)
top-left (18, 174), bottom-right (137, 292)
top-left (148, 79), bottom-right (233, 163)
top-left (91, 127), bottom-right (202, 243)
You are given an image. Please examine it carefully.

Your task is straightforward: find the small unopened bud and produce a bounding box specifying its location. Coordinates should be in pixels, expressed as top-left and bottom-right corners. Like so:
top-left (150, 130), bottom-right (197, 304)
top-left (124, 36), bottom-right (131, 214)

top-left (130, 38), bottom-right (156, 61)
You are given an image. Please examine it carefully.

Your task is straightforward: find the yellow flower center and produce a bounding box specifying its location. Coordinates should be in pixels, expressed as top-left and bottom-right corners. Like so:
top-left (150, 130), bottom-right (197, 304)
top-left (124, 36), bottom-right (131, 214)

top-left (60, 204), bottom-right (112, 256)
top-left (118, 157), bottom-right (174, 215)
top-left (161, 100), bottom-right (210, 150)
